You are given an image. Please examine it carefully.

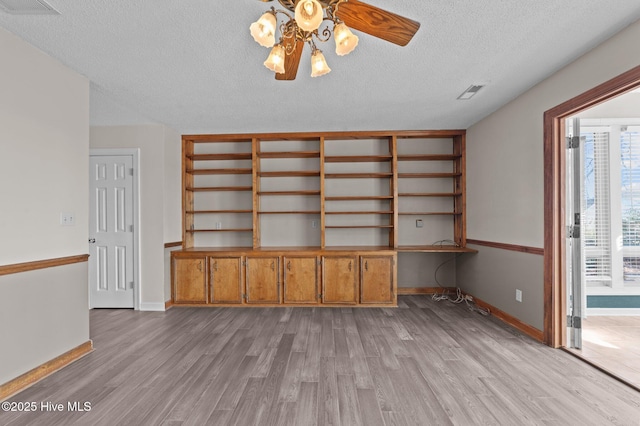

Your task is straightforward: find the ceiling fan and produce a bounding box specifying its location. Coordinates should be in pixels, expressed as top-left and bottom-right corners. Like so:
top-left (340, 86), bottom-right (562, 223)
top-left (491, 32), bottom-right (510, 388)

top-left (251, 0), bottom-right (420, 80)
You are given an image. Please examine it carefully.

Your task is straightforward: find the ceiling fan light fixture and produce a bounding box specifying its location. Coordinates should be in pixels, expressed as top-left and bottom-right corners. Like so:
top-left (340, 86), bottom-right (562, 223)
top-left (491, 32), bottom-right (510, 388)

top-left (333, 23), bottom-right (358, 56)
top-left (250, 11), bottom-right (277, 47)
top-left (310, 49), bottom-right (331, 77)
top-left (264, 44), bottom-right (286, 74)
top-left (295, 0), bottom-right (323, 32)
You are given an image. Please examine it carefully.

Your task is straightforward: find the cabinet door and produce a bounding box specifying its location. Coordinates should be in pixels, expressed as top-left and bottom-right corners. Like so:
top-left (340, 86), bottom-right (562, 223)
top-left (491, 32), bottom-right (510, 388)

top-left (173, 257), bottom-right (207, 304)
top-left (210, 257), bottom-right (243, 304)
top-left (283, 256), bottom-right (318, 304)
top-left (322, 256), bottom-right (358, 304)
top-left (360, 255), bottom-right (395, 304)
top-left (246, 257), bottom-right (280, 304)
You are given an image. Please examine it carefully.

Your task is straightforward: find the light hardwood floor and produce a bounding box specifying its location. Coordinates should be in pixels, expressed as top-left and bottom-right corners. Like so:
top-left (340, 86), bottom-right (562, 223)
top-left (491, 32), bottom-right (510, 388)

top-left (1, 296), bottom-right (639, 425)
top-left (570, 315), bottom-right (640, 390)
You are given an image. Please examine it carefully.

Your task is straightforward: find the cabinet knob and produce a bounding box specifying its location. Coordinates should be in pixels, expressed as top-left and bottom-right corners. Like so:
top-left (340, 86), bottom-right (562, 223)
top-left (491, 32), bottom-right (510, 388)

top-left (271, 261), bottom-right (275, 271)
top-left (212, 261), bottom-right (217, 271)
top-left (287, 261), bottom-right (291, 271)
top-left (197, 261), bottom-right (202, 272)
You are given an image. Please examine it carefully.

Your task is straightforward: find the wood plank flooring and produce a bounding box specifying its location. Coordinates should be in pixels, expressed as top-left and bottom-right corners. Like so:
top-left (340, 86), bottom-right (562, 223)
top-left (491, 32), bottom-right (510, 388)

top-left (1, 296), bottom-right (639, 425)
top-left (570, 315), bottom-right (640, 390)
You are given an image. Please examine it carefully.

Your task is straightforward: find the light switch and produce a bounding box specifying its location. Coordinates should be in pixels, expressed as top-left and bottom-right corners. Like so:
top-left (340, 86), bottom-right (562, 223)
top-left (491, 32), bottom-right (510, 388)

top-left (60, 212), bottom-right (75, 226)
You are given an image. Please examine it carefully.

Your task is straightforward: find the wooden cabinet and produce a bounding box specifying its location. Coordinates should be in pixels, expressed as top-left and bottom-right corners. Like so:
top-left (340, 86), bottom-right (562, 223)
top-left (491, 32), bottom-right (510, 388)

top-left (360, 255), bottom-right (394, 304)
top-left (322, 256), bottom-right (358, 304)
top-left (283, 256), bottom-right (319, 304)
top-left (209, 256), bottom-right (243, 304)
top-left (246, 256), bottom-right (280, 304)
top-left (173, 257), bottom-right (207, 304)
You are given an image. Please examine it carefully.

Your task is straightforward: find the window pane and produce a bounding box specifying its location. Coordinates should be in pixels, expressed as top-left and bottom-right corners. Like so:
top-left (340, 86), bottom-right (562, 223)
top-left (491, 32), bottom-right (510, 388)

top-left (582, 132), bottom-right (611, 280)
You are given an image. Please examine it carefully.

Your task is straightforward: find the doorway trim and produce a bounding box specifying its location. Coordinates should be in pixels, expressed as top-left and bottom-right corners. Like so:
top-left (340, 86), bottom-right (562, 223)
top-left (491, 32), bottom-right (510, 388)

top-left (89, 148), bottom-right (141, 310)
top-left (543, 65), bottom-right (640, 347)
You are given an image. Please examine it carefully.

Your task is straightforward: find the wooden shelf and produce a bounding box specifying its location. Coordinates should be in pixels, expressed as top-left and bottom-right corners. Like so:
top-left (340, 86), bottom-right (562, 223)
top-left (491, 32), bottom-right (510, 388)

top-left (186, 210), bottom-right (253, 214)
top-left (397, 245), bottom-right (478, 253)
top-left (187, 168), bottom-right (252, 175)
top-left (259, 171), bottom-right (320, 177)
top-left (186, 229), bottom-right (253, 233)
top-left (398, 173), bottom-right (461, 178)
top-left (325, 196), bottom-right (393, 201)
top-left (325, 211), bottom-right (393, 215)
top-left (397, 154), bottom-right (460, 161)
top-left (187, 153), bottom-right (252, 161)
top-left (259, 151), bottom-right (320, 158)
top-left (258, 190), bottom-right (321, 196)
top-left (399, 192), bottom-right (462, 197)
top-left (325, 173), bottom-right (393, 179)
top-left (399, 212), bottom-right (461, 215)
top-left (186, 186), bottom-right (252, 192)
top-left (182, 130), bottom-right (468, 256)
top-left (324, 155), bottom-right (393, 163)
top-left (325, 225), bottom-right (394, 229)
top-left (258, 211), bottom-right (321, 215)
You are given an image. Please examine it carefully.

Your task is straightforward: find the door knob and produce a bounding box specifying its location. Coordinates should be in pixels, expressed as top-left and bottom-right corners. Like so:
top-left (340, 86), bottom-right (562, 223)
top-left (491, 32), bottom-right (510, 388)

top-left (88, 238), bottom-right (96, 243)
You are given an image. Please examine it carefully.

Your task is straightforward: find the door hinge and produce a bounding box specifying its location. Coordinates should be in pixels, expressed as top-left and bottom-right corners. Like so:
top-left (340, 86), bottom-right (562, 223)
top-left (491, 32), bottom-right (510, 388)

top-left (566, 136), bottom-right (581, 149)
top-left (129, 281), bottom-right (134, 289)
top-left (129, 168), bottom-right (134, 176)
top-left (566, 225), bottom-right (580, 239)
top-left (567, 315), bottom-right (582, 329)
top-left (129, 225), bottom-right (134, 232)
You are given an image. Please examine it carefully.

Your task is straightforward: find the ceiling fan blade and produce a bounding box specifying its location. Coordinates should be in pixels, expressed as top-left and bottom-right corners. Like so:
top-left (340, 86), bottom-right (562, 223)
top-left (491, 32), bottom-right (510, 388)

top-left (276, 38), bottom-right (304, 81)
top-left (335, 0), bottom-right (420, 46)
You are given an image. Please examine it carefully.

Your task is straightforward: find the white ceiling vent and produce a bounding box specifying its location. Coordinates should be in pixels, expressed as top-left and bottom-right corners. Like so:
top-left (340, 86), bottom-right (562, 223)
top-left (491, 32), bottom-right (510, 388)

top-left (457, 85), bottom-right (485, 100)
top-left (0, 0), bottom-right (59, 15)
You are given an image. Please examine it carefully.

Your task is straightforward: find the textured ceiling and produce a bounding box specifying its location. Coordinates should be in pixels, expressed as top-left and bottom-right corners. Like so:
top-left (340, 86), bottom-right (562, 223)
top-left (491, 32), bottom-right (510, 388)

top-left (2, 1), bottom-right (640, 134)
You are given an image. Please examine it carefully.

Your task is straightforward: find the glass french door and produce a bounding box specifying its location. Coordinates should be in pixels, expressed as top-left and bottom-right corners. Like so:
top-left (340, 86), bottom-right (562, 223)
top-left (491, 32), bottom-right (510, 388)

top-left (566, 117), bottom-right (584, 348)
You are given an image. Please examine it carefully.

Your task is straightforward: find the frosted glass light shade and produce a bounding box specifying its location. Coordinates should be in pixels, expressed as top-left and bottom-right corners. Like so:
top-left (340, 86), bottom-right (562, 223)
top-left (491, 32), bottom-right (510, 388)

top-left (264, 44), bottom-right (286, 74)
top-left (310, 50), bottom-right (331, 77)
top-left (334, 23), bottom-right (359, 56)
top-left (250, 12), bottom-right (277, 47)
top-left (295, 0), bottom-right (323, 32)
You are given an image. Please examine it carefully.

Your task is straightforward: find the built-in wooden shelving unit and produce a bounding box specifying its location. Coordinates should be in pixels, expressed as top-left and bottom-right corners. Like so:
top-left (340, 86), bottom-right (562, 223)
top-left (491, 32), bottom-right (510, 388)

top-left (174, 130), bottom-right (475, 307)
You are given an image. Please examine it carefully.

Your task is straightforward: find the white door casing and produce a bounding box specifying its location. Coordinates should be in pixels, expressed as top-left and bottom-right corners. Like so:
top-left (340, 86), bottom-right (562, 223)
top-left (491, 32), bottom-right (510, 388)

top-left (89, 150), bottom-right (139, 309)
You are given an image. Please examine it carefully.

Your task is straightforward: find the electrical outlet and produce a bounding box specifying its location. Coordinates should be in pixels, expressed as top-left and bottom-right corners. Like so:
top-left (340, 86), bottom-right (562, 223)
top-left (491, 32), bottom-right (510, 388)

top-left (515, 289), bottom-right (523, 302)
top-left (415, 219), bottom-right (423, 228)
top-left (216, 222), bottom-right (222, 230)
top-left (60, 212), bottom-right (75, 226)
top-left (311, 220), bottom-right (318, 229)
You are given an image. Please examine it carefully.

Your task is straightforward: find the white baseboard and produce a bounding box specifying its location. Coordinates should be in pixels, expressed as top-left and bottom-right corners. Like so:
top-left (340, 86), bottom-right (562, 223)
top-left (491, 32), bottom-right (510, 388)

top-left (139, 302), bottom-right (166, 312)
top-left (586, 308), bottom-right (640, 316)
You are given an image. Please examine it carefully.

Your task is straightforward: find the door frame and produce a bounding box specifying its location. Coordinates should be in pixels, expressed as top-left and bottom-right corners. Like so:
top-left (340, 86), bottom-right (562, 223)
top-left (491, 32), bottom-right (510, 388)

top-left (89, 148), bottom-right (141, 310)
top-left (543, 65), bottom-right (640, 347)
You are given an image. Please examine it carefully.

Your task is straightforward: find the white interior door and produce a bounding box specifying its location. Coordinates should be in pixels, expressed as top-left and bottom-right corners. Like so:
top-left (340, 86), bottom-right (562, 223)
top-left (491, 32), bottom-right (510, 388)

top-left (89, 154), bottom-right (135, 308)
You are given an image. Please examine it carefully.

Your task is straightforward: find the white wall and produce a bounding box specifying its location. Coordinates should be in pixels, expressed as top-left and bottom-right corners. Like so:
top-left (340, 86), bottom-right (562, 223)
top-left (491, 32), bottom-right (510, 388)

top-left (459, 19), bottom-right (640, 328)
top-left (164, 126), bottom-right (182, 243)
top-left (0, 27), bottom-right (90, 384)
top-left (0, 28), bottom-right (89, 264)
top-left (90, 125), bottom-right (181, 308)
